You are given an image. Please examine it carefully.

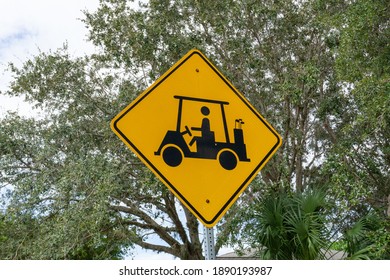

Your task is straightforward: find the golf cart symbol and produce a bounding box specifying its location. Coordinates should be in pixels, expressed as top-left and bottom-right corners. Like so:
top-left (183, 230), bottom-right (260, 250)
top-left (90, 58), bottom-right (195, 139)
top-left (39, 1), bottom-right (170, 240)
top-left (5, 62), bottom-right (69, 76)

top-left (154, 95), bottom-right (250, 170)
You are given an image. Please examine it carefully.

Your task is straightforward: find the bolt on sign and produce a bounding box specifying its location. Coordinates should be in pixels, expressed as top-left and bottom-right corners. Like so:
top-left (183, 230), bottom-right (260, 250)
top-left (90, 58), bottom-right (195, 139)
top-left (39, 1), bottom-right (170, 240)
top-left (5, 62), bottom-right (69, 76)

top-left (111, 49), bottom-right (282, 227)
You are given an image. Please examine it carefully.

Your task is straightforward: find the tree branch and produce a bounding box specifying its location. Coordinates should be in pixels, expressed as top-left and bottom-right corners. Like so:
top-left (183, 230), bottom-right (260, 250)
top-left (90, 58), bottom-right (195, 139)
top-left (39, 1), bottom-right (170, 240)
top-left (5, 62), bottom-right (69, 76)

top-left (132, 239), bottom-right (178, 258)
top-left (183, 206), bottom-right (201, 250)
top-left (121, 219), bottom-right (176, 233)
top-left (110, 202), bottom-right (181, 251)
top-left (162, 193), bottom-right (189, 244)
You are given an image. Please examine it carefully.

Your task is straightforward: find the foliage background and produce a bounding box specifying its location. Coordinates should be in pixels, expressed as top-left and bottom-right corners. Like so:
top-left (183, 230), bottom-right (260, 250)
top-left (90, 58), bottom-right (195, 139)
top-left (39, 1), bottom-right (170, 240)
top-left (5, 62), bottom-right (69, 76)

top-left (1, 0), bottom-right (389, 259)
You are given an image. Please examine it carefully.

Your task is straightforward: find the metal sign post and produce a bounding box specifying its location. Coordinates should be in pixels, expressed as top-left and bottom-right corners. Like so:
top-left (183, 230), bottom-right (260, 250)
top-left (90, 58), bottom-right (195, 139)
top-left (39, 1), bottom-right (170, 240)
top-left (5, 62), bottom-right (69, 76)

top-left (203, 226), bottom-right (216, 260)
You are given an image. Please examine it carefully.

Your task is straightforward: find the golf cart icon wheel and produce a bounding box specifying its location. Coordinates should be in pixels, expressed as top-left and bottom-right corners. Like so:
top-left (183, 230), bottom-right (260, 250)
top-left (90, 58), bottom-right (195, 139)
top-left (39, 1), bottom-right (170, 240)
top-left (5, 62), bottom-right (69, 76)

top-left (218, 149), bottom-right (238, 170)
top-left (162, 145), bottom-right (183, 167)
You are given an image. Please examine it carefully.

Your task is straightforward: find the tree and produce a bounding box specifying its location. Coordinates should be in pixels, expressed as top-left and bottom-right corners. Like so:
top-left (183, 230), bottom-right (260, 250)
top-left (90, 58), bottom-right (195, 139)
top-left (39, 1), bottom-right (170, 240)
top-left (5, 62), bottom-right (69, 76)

top-left (0, 47), bottom-right (204, 259)
top-left (321, 0), bottom-right (390, 257)
top-left (222, 0), bottom-right (389, 259)
top-left (247, 189), bottom-right (329, 260)
top-left (1, 0), bottom-right (389, 259)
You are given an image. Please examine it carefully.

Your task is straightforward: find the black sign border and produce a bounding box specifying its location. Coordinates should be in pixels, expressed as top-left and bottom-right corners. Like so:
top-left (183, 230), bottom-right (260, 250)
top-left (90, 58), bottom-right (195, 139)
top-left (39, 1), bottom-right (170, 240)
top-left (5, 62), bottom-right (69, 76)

top-left (112, 50), bottom-right (281, 226)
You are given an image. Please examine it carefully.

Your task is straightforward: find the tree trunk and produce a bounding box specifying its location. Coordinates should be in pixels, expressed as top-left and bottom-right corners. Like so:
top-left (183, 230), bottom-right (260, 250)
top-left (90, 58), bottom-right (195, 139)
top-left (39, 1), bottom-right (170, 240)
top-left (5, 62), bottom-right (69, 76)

top-left (179, 241), bottom-right (204, 260)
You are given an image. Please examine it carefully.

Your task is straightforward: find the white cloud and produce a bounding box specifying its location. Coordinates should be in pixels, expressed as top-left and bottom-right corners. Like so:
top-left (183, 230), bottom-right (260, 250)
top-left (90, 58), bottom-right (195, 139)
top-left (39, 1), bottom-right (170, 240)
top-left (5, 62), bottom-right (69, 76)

top-left (0, 0), bottom-right (100, 114)
top-left (0, 0), bottom-right (100, 59)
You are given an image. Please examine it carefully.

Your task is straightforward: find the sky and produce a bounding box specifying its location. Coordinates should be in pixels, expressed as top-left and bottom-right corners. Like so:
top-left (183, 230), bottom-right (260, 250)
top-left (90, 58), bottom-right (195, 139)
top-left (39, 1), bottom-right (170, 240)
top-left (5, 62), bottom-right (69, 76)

top-left (0, 0), bottom-right (100, 115)
top-left (0, 0), bottom-right (232, 260)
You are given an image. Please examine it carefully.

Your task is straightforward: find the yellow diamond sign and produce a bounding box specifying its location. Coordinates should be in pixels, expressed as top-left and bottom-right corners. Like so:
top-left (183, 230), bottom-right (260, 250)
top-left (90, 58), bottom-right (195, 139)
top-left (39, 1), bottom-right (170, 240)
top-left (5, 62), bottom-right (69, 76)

top-left (111, 49), bottom-right (281, 227)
